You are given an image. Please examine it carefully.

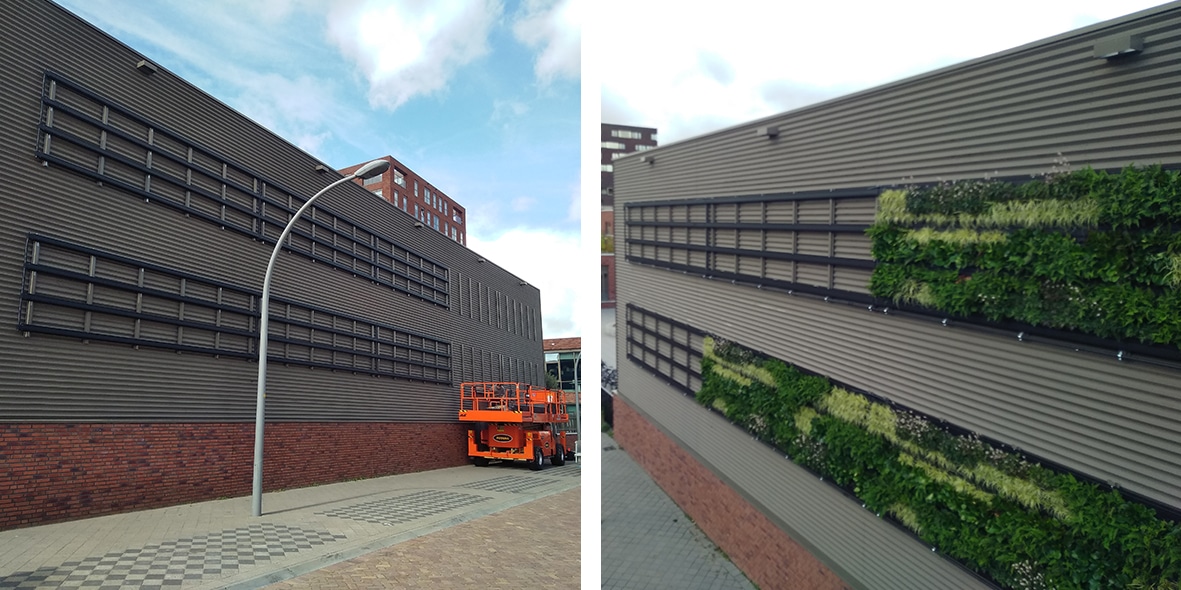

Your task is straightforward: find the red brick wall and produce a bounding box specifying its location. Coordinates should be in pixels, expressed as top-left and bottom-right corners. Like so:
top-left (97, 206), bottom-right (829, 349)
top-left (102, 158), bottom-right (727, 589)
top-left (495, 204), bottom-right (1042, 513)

top-left (614, 398), bottom-right (850, 590)
top-left (0, 422), bottom-right (467, 530)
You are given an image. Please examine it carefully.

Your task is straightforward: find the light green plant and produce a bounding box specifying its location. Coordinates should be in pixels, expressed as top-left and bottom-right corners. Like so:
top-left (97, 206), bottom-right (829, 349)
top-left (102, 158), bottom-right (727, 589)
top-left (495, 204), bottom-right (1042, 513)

top-left (966, 463), bottom-right (1071, 521)
top-left (906, 227), bottom-right (1007, 246)
top-left (877, 189), bottom-right (909, 224)
top-left (890, 279), bottom-right (935, 307)
top-left (877, 190), bottom-right (1100, 229)
top-left (794, 406), bottom-right (819, 437)
top-left (709, 364), bottom-right (753, 387)
top-left (819, 387), bottom-right (870, 426)
top-left (888, 502), bottom-right (923, 535)
top-left (1165, 254), bottom-right (1181, 288)
top-left (897, 440), bottom-right (1070, 520)
top-left (703, 347), bottom-right (775, 387)
top-left (865, 402), bottom-right (898, 441)
top-left (899, 452), bottom-right (994, 503)
top-left (971, 198), bottom-right (1100, 229)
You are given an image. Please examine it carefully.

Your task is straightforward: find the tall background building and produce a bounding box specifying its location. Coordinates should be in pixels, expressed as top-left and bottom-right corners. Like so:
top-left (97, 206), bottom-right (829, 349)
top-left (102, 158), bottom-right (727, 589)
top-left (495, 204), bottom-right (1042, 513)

top-left (601, 123), bottom-right (656, 307)
top-left (340, 155), bottom-right (467, 246)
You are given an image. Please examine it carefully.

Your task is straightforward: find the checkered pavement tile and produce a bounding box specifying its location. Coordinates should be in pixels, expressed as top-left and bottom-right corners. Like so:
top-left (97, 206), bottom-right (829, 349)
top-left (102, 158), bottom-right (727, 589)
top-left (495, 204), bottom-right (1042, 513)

top-left (0, 523), bottom-right (346, 589)
top-left (537, 464), bottom-right (581, 478)
top-left (456, 476), bottom-right (559, 494)
top-left (317, 490), bottom-right (490, 526)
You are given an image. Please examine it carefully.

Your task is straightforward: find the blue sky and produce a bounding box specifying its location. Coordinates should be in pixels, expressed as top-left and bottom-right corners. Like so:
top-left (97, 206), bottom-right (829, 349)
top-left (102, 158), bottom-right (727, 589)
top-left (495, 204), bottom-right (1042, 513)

top-left (58, 0), bottom-right (584, 338)
top-left (601, 0), bottom-right (1169, 144)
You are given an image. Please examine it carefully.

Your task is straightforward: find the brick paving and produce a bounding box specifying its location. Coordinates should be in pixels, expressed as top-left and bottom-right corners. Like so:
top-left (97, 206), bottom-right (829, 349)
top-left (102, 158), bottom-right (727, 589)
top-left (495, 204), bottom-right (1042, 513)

top-left (0, 463), bottom-right (579, 589)
top-left (267, 487), bottom-right (579, 589)
top-left (602, 432), bottom-right (755, 590)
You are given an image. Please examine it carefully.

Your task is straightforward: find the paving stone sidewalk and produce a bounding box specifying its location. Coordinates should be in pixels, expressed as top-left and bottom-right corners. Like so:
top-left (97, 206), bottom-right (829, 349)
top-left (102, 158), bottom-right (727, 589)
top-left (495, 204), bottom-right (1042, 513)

top-left (601, 432), bottom-right (754, 590)
top-left (267, 487), bottom-right (579, 589)
top-left (0, 462), bottom-right (579, 589)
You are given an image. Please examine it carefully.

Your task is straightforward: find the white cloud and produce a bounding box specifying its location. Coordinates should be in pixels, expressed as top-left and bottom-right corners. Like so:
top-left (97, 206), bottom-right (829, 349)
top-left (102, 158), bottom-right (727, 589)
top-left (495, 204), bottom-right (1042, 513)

top-left (566, 181), bottom-right (579, 223)
top-left (491, 99), bottom-right (530, 122)
top-left (511, 196), bottom-right (536, 211)
top-left (512, 0), bottom-right (581, 85)
top-left (600, 0), bottom-right (1169, 144)
top-left (466, 227), bottom-right (584, 338)
top-left (58, 0), bottom-right (374, 163)
top-left (327, 0), bottom-right (503, 111)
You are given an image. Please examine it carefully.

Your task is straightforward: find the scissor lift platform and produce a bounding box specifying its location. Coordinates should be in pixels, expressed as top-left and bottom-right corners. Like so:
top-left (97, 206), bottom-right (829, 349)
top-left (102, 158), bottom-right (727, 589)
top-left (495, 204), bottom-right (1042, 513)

top-left (458, 382), bottom-right (574, 470)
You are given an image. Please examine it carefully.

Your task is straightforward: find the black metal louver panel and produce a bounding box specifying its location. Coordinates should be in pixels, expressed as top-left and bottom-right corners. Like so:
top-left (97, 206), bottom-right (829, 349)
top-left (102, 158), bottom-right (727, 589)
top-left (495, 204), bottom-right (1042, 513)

top-left (18, 234), bottom-right (452, 384)
top-left (625, 303), bottom-right (704, 395)
top-left (34, 72), bottom-right (450, 307)
top-left (624, 193), bottom-right (878, 301)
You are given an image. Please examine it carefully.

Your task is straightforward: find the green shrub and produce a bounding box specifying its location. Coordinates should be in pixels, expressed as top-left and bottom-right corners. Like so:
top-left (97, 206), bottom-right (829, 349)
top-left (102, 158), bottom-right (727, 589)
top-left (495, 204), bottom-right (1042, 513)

top-left (697, 338), bottom-right (1181, 589)
top-left (869, 165), bottom-right (1181, 350)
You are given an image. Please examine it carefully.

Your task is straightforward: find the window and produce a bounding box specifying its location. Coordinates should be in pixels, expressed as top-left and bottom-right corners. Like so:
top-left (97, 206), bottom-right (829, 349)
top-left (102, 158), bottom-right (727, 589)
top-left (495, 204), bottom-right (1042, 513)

top-left (651, 133), bottom-right (658, 142)
top-left (414, 204), bottom-right (419, 216)
top-left (610, 129), bottom-right (643, 139)
top-left (601, 141), bottom-right (625, 149)
top-left (414, 180), bottom-right (418, 197)
top-left (443, 202), bottom-right (448, 215)
top-left (394, 170), bottom-right (405, 187)
top-left (634, 144), bottom-right (654, 152)
top-left (363, 173), bottom-right (382, 186)
top-left (433, 216), bottom-right (439, 230)
top-left (374, 188), bottom-right (383, 197)
top-left (451, 227), bottom-right (457, 239)
top-left (601, 164), bottom-right (613, 172)
top-left (459, 232), bottom-right (464, 245)
top-left (611, 152), bottom-right (626, 160)
top-left (453, 214), bottom-right (462, 224)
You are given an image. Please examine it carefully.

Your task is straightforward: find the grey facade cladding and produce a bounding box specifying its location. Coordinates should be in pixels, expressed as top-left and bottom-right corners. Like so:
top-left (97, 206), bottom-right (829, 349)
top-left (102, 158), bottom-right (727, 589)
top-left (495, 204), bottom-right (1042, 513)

top-left (0, 0), bottom-right (543, 422)
top-left (614, 4), bottom-right (1181, 589)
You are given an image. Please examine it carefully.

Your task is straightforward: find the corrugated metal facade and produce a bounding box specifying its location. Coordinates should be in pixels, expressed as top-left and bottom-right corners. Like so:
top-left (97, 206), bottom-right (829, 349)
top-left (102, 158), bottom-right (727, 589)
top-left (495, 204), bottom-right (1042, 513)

top-left (614, 4), bottom-right (1181, 589)
top-left (0, 0), bottom-right (543, 422)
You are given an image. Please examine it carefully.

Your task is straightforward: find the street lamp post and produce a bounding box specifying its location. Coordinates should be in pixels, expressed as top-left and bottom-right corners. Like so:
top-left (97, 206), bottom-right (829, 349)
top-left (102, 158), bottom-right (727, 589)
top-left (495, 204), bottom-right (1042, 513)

top-left (251, 159), bottom-right (389, 517)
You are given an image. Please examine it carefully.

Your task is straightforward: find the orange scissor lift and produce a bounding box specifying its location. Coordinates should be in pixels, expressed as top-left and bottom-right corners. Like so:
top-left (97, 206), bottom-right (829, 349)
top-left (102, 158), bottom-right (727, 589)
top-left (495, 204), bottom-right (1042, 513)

top-left (458, 382), bottom-right (575, 470)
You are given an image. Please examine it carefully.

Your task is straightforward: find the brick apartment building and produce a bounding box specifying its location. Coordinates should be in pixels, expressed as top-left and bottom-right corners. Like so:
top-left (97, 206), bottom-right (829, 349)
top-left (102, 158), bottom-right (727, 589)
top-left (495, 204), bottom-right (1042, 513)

top-left (339, 155), bottom-right (467, 246)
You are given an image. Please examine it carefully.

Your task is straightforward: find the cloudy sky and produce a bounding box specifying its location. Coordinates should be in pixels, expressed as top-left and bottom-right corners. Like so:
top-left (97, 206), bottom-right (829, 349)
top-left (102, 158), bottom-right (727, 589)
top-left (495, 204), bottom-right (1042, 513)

top-left (600, 0), bottom-right (1169, 145)
top-left (57, 0), bottom-right (584, 337)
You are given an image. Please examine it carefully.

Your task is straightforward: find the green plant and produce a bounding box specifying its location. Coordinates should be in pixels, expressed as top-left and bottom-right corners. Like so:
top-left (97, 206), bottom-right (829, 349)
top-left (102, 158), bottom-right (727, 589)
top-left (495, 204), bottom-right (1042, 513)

top-left (696, 337), bottom-right (1181, 589)
top-left (869, 165), bottom-right (1181, 350)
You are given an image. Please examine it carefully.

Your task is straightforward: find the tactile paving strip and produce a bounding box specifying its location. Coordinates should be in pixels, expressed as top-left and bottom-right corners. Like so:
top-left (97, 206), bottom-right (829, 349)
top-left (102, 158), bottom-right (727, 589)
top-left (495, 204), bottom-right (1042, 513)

top-left (317, 490), bottom-right (489, 526)
top-left (457, 475), bottom-right (559, 494)
top-left (0, 523), bottom-right (346, 589)
top-left (537, 464), bottom-right (581, 477)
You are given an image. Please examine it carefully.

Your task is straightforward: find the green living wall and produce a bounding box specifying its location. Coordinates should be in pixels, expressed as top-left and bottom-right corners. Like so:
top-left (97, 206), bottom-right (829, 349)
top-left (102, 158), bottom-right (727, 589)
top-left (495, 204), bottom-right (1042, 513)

top-left (697, 337), bottom-right (1181, 589)
top-left (867, 165), bottom-right (1181, 349)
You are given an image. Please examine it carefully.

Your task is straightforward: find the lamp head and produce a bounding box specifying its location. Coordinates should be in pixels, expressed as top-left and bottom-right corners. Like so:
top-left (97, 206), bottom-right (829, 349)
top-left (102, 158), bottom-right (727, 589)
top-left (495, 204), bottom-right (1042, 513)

top-left (353, 159), bottom-right (390, 180)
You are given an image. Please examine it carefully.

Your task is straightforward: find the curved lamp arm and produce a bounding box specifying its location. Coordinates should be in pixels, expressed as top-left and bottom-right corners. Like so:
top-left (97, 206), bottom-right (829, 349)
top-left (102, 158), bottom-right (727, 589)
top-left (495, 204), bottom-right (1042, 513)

top-left (252, 159), bottom-right (389, 517)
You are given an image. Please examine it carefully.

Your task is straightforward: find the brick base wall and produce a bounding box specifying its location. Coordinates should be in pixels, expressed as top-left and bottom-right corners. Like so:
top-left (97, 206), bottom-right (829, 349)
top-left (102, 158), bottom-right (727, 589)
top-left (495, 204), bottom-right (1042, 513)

top-left (614, 398), bottom-right (850, 590)
top-left (0, 422), bottom-right (467, 530)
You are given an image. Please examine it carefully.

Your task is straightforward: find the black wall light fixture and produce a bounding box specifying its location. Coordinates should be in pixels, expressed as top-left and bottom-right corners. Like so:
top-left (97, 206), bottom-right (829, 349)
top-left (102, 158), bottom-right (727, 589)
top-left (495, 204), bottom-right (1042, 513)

top-left (1094, 34), bottom-right (1143, 59)
top-left (756, 125), bottom-right (780, 138)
